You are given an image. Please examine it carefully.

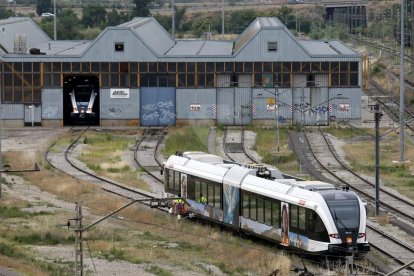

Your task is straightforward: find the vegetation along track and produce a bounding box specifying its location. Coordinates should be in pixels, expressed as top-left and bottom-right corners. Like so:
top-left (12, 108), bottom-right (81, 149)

top-left (367, 221), bottom-right (414, 273)
top-left (304, 128), bottom-right (414, 223)
top-left (350, 35), bottom-right (413, 64)
top-left (45, 126), bottom-right (163, 208)
top-left (368, 80), bottom-right (414, 132)
top-left (301, 129), bottom-right (414, 272)
top-left (222, 127), bottom-right (254, 164)
top-left (133, 127), bottom-right (166, 183)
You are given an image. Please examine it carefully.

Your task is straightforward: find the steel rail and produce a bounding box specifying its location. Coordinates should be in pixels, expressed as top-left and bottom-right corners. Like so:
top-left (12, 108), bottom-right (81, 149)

top-left (319, 129), bottom-right (414, 210)
top-left (303, 131), bottom-right (414, 224)
top-left (45, 127), bottom-right (158, 204)
top-left (133, 127), bottom-right (165, 183)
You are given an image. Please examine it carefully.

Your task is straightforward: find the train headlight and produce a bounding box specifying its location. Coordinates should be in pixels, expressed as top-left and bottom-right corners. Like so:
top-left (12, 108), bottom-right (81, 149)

top-left (329, 233), bottom-right (340, 239)
top-left (358, 233), bottom-right (366, 239)
top-left (346, 236), bottom-right (352, 244)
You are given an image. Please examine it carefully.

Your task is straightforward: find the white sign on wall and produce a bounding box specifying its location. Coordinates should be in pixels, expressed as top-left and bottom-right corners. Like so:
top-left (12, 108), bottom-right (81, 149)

top-left (190, 104), bottom-right (201, 111)
top-left (110, 88), bottom-right (130, 98)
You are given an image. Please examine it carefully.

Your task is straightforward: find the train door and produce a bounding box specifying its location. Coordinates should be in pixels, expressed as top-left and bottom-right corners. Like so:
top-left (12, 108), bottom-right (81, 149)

top-left (217, 87), bottom-right (252, 126)
top-left (140, 87), bottom-right (176, 126)
top-left (63, 75), bottom-right (100, 126)
top-left (24, 104), bottom-right (41, 126)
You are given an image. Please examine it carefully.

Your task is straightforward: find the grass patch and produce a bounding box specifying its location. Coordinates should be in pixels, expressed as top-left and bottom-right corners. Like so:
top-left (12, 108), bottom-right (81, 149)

top-left (341, 131), bottom-right (414, 200)
top-left (145, 265), bottom-right (173, 276)
top-left (0, 206), bottom-right (49, 218)
top-left (13, 232), bottom-right (74, 245)
top-left (0, 242), bottom-right (22, 258)
top-left (323, 125), bottom-right (373, 139)
top-left (162, 126), bottom-right (209, 156)
top-left (254, 127), bottom-right (300, 175)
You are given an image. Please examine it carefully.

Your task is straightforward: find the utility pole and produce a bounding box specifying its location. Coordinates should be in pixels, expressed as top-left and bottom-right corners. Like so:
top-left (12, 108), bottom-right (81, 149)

top-left (53, 0), bottom-right (57, 40)
top-left (68, 198), bottom-right (172, 275)
top-left (74, 202), bottom-right (83, 276)
top-left (345, 254), bottom-right (354, 275)
top-left (221, 0), bottom-right (224, 39)
top-left (399, 0), bottom-right (405, 162)
top-left (171, 0), bottom-right (175, 39)
top-left (373, 104), bottom-right (382, 216)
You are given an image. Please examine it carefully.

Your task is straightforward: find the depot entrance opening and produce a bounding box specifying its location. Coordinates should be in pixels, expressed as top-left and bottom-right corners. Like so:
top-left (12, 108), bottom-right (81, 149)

top-left (63, 75), bottom-right (99, 126)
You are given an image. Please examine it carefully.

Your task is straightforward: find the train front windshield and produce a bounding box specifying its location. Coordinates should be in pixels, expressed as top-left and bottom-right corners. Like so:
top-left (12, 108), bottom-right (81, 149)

top-left (75, 89), bottom-right (92, 107)
top-left (321, 191), bottom-right (360, 240)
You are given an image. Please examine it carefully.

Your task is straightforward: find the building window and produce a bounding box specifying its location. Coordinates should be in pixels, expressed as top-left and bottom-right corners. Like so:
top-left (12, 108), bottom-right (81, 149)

top-left (268, 41), bottom-right (278, 52)
top-left (115, 42), bottom-right (124, 52)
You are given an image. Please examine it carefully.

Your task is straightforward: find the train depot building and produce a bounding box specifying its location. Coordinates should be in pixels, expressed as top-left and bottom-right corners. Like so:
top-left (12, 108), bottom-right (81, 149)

top-left (0, 17), bottom-right (362, 127)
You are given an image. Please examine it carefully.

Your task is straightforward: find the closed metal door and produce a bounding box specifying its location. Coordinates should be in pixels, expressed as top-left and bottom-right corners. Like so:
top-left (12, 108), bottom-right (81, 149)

top-left (140, 87), bottom-right (176, 126)
top-left (292, 88), bottom-right (310, 125)
top-left (217, 87), bottom-right (252, 126)
top-left (24, 104), bottom-right (41, 126)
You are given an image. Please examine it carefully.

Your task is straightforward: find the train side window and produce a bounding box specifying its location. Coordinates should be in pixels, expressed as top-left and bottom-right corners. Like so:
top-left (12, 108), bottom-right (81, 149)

top-left (264, 200), bottom-right (272, 225)
top-left (187, 175), bottom-right (195, 200)
top-left (257, 198), bottom-right (264, 223)
top-left (174, 171), bottom-right (181, 192)
top-left (207, 182), bottom-right (214, 207)
top-left (250, 196), bottom-right (257, 221)
top-left (242, 193), bottom-right (249, 218)
top-left (195, 178), bottom-right (201, 202)
top-left (290, 205), bottom-right (298, 228)
top-left (307, 210), bottom-right (329, 242)
top-left (272, 201), bottom-right (280, 227)
top-left (298, 207), bottom-right (306, 230)
top-left (168, 169), bottom-right (173, 189)
top-left (214, 184), bottom-right (221, 209)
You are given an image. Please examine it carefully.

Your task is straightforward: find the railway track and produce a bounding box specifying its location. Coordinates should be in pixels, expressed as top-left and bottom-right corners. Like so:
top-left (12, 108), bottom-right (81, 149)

top-left (45, 127), bottom-right (164, 208)
top-left (304, 129), bottom-right (414, 223)
top-left (350, 36), bottom-right (413, 64)
top-left (303, 129), bottom-right (414, 272)
top-left (368, 80), bottom-right (414, 132)
top-left (222, 127), bottom-right (254, 164)
top-left (367, 222), bottom-right (414, 274)
top-left (133, 127), bottom-right (166, 183)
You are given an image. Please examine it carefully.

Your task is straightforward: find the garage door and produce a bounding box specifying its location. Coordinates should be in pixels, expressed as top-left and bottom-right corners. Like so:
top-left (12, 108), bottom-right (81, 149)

top-left (140, 87), bottom-right (176, 126)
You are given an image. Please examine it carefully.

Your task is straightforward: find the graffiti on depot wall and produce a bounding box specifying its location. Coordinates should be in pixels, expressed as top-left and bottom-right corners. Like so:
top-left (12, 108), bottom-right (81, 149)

top-left (142, 100), bottom-right (175, 123)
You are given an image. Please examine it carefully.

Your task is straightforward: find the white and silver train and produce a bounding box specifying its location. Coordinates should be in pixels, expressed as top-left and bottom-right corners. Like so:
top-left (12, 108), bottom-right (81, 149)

top-left (69, 84), bottom-right (97, 118)
top-left (163, 151), bottom-right (370, 255)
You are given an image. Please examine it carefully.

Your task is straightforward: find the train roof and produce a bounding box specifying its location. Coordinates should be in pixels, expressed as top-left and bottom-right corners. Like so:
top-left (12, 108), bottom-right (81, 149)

top-left (164, 153), bottom-right (338, 207)
top-left (182, 151), bottom-right (224, 164)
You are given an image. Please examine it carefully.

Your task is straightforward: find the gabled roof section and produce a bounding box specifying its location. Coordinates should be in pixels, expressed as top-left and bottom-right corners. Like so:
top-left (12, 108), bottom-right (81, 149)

top-left (34, 41), bottom-right (91, 56)
top-left (118, 17), bottom-right (174, 55)
top-left (299, 40), bottom-right (360, 56)
top-left (233, 17), bottom-right (283, 54)
top-left (0, 17), bottom-right (50, 53)
top-left (165, 40), bottom-right (233, 56)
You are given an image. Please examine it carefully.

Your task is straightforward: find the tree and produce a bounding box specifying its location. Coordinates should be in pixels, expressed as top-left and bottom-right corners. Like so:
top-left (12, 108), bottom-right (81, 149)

top-left (132, 0), bottom-right (150, 17)
top-left (59, 10), bottom-right (81, 39)
top-left (36, 0), bottom-right (52, 16)
top-left (107, 9), bottom-right (129, 26)
top-left (82, 5), bottom-right (107, 28)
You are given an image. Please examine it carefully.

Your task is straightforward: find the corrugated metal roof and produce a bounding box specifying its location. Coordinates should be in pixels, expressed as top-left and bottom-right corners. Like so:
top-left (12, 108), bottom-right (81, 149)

top-left (233, 17), bottom-right (284, 54)
top-left (34, 41), bottom-right (91, 55)
top-left (299, 40), bottom-right (360, 56)
top-left (299, 41), bottom-right (339, 55)
top-left (328, 41), bottom-right (358, 55)
top-left (119, 17), bottom-right (174, 55)
top-left (165, 40), bottom-right (232, 56)
top-left (0, 17), bottom-right (50, 53)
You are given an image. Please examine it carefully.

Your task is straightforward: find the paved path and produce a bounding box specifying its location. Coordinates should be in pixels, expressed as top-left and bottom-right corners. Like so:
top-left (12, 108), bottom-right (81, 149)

top-left (0, 268), bottom-right (23, 276)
